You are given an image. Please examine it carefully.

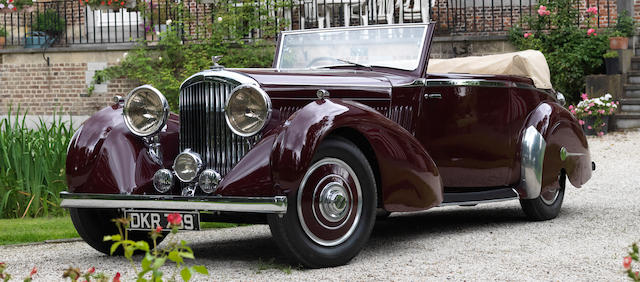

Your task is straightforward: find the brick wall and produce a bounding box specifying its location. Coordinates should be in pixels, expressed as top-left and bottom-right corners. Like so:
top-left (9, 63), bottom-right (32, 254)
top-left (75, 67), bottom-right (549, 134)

top-left (0, 49), bottom-right (138, 115)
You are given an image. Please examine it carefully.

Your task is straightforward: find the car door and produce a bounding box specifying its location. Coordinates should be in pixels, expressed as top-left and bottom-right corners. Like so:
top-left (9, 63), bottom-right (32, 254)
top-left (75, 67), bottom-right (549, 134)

top-left (415, 79), bottom-right (515, 188)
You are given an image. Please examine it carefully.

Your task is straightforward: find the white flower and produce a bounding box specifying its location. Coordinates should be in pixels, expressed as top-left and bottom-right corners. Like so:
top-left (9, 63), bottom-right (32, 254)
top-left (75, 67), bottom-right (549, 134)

top-left (123, 52), bottom-right (128, 58)
top-left (158, 56), bottom-right (162, 61)
top-left (7, 4), bottom-right (13, 9)
top-left (166, 19), bottom-right (172, 25)
top-left (604, 93), bottom-right (612, 100)
top-left (0, 3), bottom-right (5, 8)
top-left (217, 16), bottom-right (223, 22)
top-left (156, 31), bottom-right (160, 36)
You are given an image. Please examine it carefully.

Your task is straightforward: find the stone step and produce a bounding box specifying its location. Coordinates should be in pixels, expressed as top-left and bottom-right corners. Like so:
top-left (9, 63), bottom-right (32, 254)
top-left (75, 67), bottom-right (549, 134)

top-left (631, 57), bottom-right (640, 71)
top-left (614, 113), bottom-right (640, 129)
top-left (624, 84), bottom-right (640, 97)
top-left (619, 98), bottom-right (640, 112)
top-left (627, 71), bottom-right (640, 84)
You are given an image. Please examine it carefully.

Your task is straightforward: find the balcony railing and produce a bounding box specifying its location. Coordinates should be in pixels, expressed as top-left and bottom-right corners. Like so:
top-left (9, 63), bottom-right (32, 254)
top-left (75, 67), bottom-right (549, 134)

top-left (0, 0), bottom-right (616, 48)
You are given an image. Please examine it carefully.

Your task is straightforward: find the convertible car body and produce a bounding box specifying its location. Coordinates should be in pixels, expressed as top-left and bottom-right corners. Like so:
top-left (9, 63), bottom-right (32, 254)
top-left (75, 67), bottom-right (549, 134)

top-left (61, 23), bottom-right (594, 267)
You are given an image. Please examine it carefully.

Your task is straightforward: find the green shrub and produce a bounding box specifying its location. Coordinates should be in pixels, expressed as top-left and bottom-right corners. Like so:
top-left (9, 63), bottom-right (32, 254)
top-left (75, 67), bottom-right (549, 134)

top-left (32, 9), bottom-right (66, 37)
top-left (0, 107), bottom-right (75, 218)
top-left (90, 1), bottom-right (282, 110)
top-left (0, 27), bottom-right (7, 37)
top-left (603, 51), bottom-right (619, 58)
top-left (509, 0), bottom-right (610, 104)
top-left (615, 10), bottom-right (636, 38)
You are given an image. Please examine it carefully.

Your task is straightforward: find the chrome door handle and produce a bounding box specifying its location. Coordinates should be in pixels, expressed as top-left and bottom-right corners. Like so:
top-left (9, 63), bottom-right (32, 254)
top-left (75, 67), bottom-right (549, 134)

top-left (424, 93), bottom-right (442, 99)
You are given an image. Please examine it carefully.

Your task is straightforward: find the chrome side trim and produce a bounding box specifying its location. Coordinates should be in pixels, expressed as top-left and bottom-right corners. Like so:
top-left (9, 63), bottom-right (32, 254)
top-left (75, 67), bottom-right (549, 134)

top-left (438, 196), bottom-right (519, 207)
top-left (426, 79), bottom-right (511, 88)
top-left (397, 78), bottom-right (427, 87)
top-left (519, 126), bottom-right (546, 199)
top-left (59, 192), bottom-right (288, 214)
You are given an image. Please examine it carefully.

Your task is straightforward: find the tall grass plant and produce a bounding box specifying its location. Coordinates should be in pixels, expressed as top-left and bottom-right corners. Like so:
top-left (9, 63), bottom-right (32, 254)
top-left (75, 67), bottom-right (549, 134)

top-left (0, 106), bottom-right (75, 218)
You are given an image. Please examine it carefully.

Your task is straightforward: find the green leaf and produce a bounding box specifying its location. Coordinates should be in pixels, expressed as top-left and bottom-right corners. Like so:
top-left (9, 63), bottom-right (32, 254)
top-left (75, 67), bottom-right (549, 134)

top-left (180, 267), bottom-right (192, 282)
top-left (103, 235), bottom-right (112, 241)
top-left (151, 257), bottom-right (166, 269)
top-left (136, 241), bottom-right (150, 252)
top-left (125, 245), bottom-right (134, 258)
top-left (192, 265), bottom-right (209, 275)
top-left (110, 242), bottom-right (122, 255)
top-left (141, 256), bottom-right (152, 270)
top-left (168, 250), bottom-right (183, 264)
top-left (179, 252), bottom-right (195, 260)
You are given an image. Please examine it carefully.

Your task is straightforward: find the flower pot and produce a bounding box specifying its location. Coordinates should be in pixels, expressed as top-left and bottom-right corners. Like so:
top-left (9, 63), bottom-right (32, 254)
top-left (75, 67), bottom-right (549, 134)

top-left (582, 115), bottom-right (610, 136)
top-left (24, 32), bottom-right (51, 48)
top-left (0, 36), bottom-right (5, 49)
top-left (604, 57), bottom-right (621, 74)
top-left (609, 36), bottom-right (629, 50)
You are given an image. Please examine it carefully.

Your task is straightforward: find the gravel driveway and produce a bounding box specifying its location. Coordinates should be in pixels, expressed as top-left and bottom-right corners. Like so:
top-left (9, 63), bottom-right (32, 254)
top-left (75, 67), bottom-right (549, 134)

top-left (1, 131), bottom-right (639, 281)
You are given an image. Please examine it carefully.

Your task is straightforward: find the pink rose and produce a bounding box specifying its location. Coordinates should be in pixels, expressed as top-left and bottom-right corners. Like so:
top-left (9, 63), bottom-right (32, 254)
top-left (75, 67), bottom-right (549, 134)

top-left (587, 28), bottom-right (596, 36)
top-left (588, 103), bottom-right (595, 107)
top-left (570, 109), bottom-right (576, 114)
top-left (581, 93), bottom-right (589, 100)
top-left (587, 7), bottom-right (598, 15)
top-left (524, 32), bottom-right (532, 38)
top-left (624, 256), bottom-right (632, 269)
top-left (598, 109), bottom-right (605, 114)
top-left (597, 131), bottom-right (604, 136)
top-left (537, 5), bottom-right (550, 16)
top-left (588, 111), bottom-right (592, 115)
top-left (167, 213), bottom-right (182, 225)
top-left (588, 125), bottom-right (592, 129)
top-left (578, 120), bottom-right (585, 125)
top-left (568, 105), bottom-right (574, 110)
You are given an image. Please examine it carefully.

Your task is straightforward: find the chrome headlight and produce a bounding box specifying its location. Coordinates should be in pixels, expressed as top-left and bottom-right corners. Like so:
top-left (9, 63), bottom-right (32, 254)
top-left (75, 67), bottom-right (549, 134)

top-left (123, 85), bottom-right (170, 137)
top-left (225, 85), bottom-right (271, 137)
top-left (173, 150), bottom-right (203, 183)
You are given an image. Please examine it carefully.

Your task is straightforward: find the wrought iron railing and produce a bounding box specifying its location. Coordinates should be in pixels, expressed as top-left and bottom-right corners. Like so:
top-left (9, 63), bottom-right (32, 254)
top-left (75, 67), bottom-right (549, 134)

top-left (0, 0), bottom-right (616, 48)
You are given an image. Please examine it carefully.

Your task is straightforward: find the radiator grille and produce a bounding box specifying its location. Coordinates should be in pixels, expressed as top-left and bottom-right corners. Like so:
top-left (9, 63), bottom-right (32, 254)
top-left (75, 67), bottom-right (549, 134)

top-left (179, 80), bottom-right (257, 177)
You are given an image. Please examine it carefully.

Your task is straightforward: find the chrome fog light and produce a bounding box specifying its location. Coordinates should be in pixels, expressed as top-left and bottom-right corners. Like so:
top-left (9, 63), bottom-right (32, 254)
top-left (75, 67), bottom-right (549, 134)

top-left (199, 169), bottom-right (222, 193)
top-left (153, 169), bottom-right (173, 193)
top-left (173, 150), bottom-right (203, 182)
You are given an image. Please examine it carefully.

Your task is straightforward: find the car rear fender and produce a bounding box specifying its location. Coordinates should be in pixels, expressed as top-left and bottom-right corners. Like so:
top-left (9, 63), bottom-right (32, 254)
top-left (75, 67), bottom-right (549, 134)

top-left (270, 98), bottom-right (443, 212)
top-left (518, 102), bottom-right (592, 199)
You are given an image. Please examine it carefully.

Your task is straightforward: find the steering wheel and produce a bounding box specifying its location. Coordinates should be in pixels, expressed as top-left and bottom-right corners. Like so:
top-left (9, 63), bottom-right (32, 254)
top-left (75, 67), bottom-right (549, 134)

top-left (306, 57), bottom-right (341, 68)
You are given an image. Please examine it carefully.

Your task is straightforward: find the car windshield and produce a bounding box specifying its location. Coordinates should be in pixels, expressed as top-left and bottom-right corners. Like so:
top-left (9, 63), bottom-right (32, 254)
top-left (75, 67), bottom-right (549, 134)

top-left (276, 25), bottom-right (429, 71)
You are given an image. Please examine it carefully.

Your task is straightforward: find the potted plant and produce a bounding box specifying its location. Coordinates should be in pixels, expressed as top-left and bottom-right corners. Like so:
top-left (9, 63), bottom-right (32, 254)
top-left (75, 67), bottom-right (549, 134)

top-left (609, 10), bottom-right (635, 50)
top-left (0, 27), bottom-right (6, 49)
top-left (83, 0), bottom-right (136, 12)
top-left (569, 93), bottom-right (618, 136)
top-left (603, 50), bottom-right (620, 74)
top-left (26, 9), bottom-right (65, 48)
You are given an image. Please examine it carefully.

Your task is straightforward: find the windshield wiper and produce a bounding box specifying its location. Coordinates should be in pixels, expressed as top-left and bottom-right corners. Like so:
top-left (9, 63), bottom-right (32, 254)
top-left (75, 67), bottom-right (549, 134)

top-left (335, 58), bottom-right (373, 71)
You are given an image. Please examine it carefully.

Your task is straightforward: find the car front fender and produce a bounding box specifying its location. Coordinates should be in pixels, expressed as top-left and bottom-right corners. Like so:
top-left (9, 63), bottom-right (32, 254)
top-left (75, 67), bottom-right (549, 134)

top-left (66, 105), bottom-right (180, 195)
top-left (270, 98), bottom-right (443, 212)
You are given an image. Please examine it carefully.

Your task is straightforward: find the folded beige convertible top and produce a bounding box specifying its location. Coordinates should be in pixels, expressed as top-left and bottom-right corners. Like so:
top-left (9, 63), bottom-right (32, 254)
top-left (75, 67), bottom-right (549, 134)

top-left (427, 50), bottom-right (552, 89)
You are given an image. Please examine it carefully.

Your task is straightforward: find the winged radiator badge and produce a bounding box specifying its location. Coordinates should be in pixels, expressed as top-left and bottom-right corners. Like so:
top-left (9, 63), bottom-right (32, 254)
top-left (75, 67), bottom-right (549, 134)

top-left (211, 55), bottom-right (224, 70)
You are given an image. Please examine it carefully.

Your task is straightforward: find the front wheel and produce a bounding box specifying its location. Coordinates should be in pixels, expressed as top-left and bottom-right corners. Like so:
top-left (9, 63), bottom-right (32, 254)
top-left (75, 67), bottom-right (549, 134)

top-left (70, 208), bottom-right (162, 255)
top-left (268, 137), bottom-right (377, 268)
top-left (519, 172), bottom-right (566, 221)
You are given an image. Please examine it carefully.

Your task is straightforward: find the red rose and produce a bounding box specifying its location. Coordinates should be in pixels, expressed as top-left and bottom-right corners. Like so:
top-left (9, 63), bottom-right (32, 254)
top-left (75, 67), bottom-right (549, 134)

top-left (30, 267), bottom-right (37, 276)
top-left (87, 267), bottom-right (95, 274)
top-left (12, 7), bottom-right (16, 10)
top-left (113, 272), bottom-right (121, 282)
top-left (155, 226), bottom-right (163, 233)
top-left (100, 1), bottom-right (104, 4)
top-left (8, 0), bottom-right (12, 3)
top-left (624, 256), bottom-right (633, 269)
top-left (167, 213), bottom-right (182, 225)
top-left (120, 1), bottom-right (124, 4)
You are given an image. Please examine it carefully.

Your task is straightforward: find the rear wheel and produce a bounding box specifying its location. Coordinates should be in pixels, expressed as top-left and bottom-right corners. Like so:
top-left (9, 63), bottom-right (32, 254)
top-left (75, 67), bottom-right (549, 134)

top-left (519, 172), bottom-right (566, 221)
top-left (268, 137), bottom-right (377, 268)
top-left (70, 208), bottom-right (162, 255)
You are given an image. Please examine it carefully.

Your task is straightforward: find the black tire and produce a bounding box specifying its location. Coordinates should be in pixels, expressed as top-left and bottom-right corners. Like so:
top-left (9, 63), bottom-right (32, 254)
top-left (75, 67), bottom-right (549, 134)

top-left (70, 208), bottom-right (163, 255)
top-left (519, 172), bottom-right (566, 221)
top-left (267, 136), bottom-right (377, 268)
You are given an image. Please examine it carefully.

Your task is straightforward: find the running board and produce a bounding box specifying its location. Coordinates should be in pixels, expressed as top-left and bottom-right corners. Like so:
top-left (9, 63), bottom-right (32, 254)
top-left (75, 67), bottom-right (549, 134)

top-left (439, 187), bottom-right (519, 206)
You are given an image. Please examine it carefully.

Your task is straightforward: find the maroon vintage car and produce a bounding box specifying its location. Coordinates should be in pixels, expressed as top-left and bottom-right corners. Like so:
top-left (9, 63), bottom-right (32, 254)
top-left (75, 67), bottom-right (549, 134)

top-left (61, 23), bottom-right (594, 268)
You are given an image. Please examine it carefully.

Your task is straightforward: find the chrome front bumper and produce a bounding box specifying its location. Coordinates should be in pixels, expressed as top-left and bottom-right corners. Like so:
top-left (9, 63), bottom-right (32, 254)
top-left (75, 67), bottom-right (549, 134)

top-left (59, 192), bottom-right (287, 214)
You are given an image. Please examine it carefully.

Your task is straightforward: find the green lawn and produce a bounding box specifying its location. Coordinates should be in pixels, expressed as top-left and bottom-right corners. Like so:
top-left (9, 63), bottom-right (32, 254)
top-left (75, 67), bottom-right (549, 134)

top-left (0, 217), bottom-right (240, 246)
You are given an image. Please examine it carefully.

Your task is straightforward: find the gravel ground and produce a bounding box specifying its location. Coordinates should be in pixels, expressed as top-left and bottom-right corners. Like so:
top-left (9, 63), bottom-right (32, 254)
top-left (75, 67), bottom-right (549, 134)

top-left (1, 130), bottom-right (639, 281)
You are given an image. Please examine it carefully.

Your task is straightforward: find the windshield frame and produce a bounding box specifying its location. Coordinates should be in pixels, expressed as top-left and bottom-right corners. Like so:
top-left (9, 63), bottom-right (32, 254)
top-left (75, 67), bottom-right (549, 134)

top-left (273, 23), bottom-right (433, 77)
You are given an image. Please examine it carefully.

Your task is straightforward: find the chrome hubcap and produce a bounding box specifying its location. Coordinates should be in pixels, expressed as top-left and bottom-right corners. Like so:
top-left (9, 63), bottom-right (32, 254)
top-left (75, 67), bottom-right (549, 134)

top-left (297, 158), bottom-right (362, 247)
top-left (319, 183), bottom-right (349, 222)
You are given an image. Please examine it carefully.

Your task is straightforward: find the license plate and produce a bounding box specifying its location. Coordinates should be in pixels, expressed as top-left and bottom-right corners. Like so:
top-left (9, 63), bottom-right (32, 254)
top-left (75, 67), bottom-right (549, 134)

top-left (124, 210), bottom-right (200, 231)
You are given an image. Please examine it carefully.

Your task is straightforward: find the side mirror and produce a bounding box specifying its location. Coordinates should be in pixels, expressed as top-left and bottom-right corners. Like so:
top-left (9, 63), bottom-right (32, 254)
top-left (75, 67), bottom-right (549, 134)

top-left (556, 92), bottom-right (566, 106)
